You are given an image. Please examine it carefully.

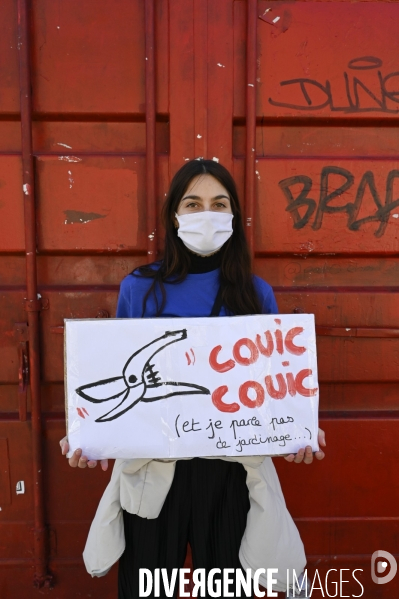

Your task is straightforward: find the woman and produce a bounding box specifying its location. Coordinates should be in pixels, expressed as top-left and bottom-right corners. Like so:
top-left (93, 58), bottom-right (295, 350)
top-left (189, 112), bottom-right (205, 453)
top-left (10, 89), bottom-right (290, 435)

top-left (61, 159), bottom-right (326, 598)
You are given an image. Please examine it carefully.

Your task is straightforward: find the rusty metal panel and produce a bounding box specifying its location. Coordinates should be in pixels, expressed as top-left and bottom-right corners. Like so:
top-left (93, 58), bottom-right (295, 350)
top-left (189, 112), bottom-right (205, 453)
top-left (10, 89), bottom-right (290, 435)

top-left (32, 121), bottom-right (170, 155)
top-left (276, 417), bottom-right (399, 596)
top-left (0, 291), bottom-right (26, 382)
top-left (254, 256), bottom-right (399, 287)
top-left (31, 0), bottom-right (169, 116)
top-left (0, 422), bottom-right (34, 523)
top-left (40, 290), bottom-right (118, 382)
top-left (276, 419), bottom-right (399, 518)
top-left (32, 0), bottom-right (146, 115)
top-left (318, 382), bottom-right (399, 411)
top-left (169, 0), bottom-right (235, 172)
top-left (258, 1), bottom-right (399, 120)
top-left (0, 438), bottom-right (11, 506)
top-left (44, 422), bottom-right (112, 524)
top-left (317, 337), bottom-right (399, 382)
top-left (234, 123), bottom-right (399, 159)
top-left (36, 156), bottom-right (140, 252)
top-left (0, 0), bottom-right (19, 113)
top-left (276, 290), bottom-right (399, 327)
top-left (0, 157), bottom-right (25, 251)
top-left (0, 0), bottom-right (399, 597)
top-left (36, 255), bottom-right (144, 286)
top-left (0, 567), bottom-right (117, 599)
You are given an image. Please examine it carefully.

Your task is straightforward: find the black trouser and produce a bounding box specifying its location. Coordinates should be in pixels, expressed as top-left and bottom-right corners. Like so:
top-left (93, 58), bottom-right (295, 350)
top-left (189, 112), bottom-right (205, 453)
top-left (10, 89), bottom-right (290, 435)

top-left (118, 458), bottom-right (252, 599)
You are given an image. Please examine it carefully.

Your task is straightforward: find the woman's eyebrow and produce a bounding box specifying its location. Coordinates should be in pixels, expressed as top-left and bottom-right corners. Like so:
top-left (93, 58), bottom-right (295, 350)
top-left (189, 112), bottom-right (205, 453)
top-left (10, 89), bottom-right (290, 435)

top-left (181, 194), bottom-right (230, 200)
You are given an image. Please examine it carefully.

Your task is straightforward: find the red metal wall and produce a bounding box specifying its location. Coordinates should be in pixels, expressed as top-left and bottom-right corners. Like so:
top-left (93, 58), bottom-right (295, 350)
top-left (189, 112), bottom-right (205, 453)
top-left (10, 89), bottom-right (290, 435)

top-left (0, 1), bottom-right (398, 597)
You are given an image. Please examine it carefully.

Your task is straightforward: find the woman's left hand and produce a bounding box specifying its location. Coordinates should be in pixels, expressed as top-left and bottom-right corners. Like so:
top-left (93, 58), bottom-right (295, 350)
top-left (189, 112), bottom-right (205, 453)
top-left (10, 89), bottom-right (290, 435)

top-left (284, 428), bottom-right (326, 464)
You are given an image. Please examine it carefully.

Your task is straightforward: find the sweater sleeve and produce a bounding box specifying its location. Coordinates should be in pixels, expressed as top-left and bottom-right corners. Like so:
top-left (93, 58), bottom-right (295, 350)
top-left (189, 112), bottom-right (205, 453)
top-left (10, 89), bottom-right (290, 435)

top-left (116, 274), bottom-right (149, 318)
top-left (253, 276), bottom-right (279, 315)
top-left (116, 276), bottom-right (132, 318)
top-left (116, 268), bottom-right (161, 318)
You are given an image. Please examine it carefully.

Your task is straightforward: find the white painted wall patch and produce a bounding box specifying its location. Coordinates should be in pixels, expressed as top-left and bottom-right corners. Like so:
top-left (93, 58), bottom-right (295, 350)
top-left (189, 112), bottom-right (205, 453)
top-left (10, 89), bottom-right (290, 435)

top-left (59, 156), bottom-right (82, 163)
top-left (16, 481), bottom-right (25, 495)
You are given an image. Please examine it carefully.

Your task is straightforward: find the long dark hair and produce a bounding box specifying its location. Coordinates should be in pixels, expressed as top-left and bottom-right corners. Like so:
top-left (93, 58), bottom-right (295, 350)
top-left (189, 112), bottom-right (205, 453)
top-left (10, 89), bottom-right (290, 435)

top-left (136, 159), bottom-right (262, 315)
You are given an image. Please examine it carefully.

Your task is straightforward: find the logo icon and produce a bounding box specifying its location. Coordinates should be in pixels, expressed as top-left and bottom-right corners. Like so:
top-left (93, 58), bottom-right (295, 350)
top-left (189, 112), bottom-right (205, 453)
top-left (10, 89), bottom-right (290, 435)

top-left (371, 550), bottom-right (397, 585)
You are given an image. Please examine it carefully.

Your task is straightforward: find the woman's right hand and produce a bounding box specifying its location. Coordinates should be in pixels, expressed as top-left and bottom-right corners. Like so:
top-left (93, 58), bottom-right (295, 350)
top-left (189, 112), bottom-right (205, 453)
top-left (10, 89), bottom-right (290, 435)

top-left (59, 436), bottom-right (108, 471)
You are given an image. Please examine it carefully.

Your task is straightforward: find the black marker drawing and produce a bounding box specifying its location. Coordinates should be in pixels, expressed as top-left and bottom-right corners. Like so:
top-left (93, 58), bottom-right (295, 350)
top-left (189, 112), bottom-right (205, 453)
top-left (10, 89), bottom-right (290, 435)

top-left (76, 329), bottom-right (210, 422)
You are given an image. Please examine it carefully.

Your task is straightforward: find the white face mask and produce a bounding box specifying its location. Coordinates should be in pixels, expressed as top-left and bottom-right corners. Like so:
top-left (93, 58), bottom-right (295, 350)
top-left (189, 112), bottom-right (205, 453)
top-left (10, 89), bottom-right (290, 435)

top-left (175, 211), bottom-right (233, 256)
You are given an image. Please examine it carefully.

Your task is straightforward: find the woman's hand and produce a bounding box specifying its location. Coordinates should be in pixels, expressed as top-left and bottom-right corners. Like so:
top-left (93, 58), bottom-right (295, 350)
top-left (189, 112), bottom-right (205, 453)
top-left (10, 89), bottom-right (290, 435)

top-left (284, 428), bottom-right (326, 464)
top-left (59, 436), bottom-right (109, 471)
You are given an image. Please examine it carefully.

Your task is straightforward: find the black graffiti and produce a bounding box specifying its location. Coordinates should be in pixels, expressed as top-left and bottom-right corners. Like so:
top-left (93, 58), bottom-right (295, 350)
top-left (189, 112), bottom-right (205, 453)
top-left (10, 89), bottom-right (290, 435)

top-left (279, 167), bottom-right (399, 237)
top-left (269, 56), bottom-right (399, 113)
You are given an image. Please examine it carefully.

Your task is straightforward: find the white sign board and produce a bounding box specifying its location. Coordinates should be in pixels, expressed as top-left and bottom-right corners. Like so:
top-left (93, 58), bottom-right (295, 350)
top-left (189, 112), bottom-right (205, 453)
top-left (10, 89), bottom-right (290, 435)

top-left (65, 315), bottom-right (319, 459)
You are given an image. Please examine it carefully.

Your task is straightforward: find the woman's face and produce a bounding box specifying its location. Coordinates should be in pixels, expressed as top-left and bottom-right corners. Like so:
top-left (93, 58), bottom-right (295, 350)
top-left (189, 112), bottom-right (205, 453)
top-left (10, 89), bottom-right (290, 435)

top-left (176, 174), bottom-right (233, 216)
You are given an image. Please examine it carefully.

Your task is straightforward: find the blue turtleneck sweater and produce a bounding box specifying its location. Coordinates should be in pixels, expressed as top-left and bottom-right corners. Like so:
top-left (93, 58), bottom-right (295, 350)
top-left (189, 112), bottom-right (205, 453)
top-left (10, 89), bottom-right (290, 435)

top-left (116, 267), bottom-right (278, 319)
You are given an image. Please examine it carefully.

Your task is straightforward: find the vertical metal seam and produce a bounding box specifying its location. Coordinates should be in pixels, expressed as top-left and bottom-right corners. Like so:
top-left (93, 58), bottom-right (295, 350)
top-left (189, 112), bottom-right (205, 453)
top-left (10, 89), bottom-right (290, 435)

top-left (194, 0), bottom-right (208, 160)
top-left (145, 0), bottom-right (157, 262)
top-left (17, 0), bottom-right (51, 588)
top-left (245, 0), bottom-right (257, 258)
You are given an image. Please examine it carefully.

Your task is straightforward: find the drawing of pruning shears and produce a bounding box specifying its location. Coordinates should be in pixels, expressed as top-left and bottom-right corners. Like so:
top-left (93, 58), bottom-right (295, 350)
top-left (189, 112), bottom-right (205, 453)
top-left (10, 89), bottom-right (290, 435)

top-left (76, 329), bottom-right (210, 422)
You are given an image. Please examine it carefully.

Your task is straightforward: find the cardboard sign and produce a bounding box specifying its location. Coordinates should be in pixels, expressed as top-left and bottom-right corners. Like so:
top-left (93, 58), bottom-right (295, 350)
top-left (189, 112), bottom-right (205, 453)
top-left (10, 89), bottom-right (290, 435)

top-left (65, 315), bottom-right (319, 459)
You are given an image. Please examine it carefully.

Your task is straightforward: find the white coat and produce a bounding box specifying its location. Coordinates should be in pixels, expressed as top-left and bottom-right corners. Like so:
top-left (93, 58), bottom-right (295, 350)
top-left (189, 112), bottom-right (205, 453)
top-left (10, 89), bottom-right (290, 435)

top-left (83, 455), bottom-right (306, 593)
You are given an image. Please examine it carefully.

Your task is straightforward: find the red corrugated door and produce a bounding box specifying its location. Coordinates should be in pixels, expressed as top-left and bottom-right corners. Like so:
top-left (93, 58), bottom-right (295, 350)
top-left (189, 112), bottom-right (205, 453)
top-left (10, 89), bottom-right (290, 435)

top-left (0, 1), bottom-right (398, 598)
